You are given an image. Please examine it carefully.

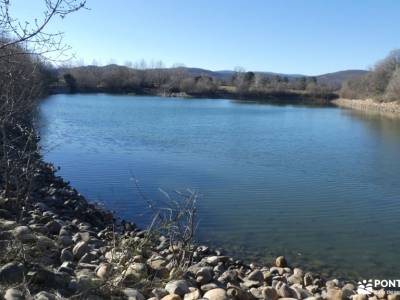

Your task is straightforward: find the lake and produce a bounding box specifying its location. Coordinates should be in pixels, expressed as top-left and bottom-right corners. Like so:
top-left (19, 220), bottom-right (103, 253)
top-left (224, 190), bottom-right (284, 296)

top-left (38, 94), bottom-right (400, 279)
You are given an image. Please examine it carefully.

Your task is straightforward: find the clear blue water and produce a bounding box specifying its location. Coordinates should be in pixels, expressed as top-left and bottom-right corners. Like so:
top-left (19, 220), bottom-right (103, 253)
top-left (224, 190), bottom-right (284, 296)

top-left (38, 94), bottom-right (400, 279)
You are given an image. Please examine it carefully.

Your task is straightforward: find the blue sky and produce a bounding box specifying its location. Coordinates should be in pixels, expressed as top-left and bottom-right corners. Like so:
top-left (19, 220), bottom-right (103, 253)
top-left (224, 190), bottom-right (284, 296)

top-left (10, 0), bottom-right (400, 75)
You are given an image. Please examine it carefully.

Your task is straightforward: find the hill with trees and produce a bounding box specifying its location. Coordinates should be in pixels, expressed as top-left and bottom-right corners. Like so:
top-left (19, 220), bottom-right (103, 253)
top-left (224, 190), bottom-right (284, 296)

top-left (340, 50), bottom-right (400, 102)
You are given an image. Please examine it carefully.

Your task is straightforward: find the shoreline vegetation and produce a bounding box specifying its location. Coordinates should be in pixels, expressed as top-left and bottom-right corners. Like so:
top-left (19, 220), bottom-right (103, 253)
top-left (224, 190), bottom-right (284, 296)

top-left (1, 2), bottom-right (399, 295)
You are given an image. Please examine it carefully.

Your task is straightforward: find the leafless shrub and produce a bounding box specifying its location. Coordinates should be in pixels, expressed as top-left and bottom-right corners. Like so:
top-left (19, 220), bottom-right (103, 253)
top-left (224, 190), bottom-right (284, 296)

top-left (134, 179), bottom-right (198, 273)
top-left (153, 189), bottom-right (198, 271)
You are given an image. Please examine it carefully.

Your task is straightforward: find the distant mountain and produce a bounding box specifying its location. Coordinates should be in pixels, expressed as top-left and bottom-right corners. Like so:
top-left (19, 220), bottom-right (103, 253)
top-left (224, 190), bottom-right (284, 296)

top-left (172, 67), bottom-right (368, 88)
top-left (169, 67), bottom-right (221, 78)
top-left (172, 68), bottom-right (306, 80)
top-left (316, 70), bottom-right (368, 89)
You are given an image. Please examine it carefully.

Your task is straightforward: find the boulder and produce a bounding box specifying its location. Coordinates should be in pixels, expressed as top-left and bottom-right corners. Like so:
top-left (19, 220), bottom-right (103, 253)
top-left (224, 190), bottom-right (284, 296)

top-left (201, 283), bottom-right (220, 293)
top-left (123, 288), bottom-right (145, 300)
top-left (250, 287), bottom-right (264, 299)
top-left (72, 241), bottom-right (90, 259)
top-left (293, 268), bottom-right (304, 277)
top-left (4, 288), bottom-right (24, 300)
top-left (275, 256), bottom-right (287, 268)
top-left (203, 288), bottom-right (229, 300)
top-left (0, 209), bottom-right (13, 220)
top-left (152, 288), bottom-right (169, 299)
top-left (58, 261), bottom-right (75, 275)
top-left (33, 291), bottom-right (57, 300)
top-left (196, 267), bottom-right (214, 285)
top-left (75, 273), bottom-right (102, 292)
top-left (247, 269), bottom-right (264, 282)
top-left (387, 295), bottom-right (400, 300)
top-left (60, 248), bottom-right (74, 262)
top-left (218, 269), bottom-right (239, 284)
top-left (79, 252), bottom-right (97, 264)
top-left (227, 287), bottom-right (253, 300)
top-left (96, 263), bottom-right (113, 280)
top-left (58, 235), bottom-right (73, 247)
top-left (123, 263), bottom-right (148, 282)
top-left (148, 257), bottom-right (167, 270)
top-left (162, 295), bottom-right (182, 300)
top-left (13, 226), bottom-right (36, 242)
top-left (36, 235), bottom-right (57, 250)
top-left (205, 256), bottom-right (229, 266)
top-left (0, 220), bottom-right (17, 230)
top-left (0, 262), bottom-right (25, 284)
top-left (45, 220), bottom-right (62, 235)
top-left (326, 288), bottom-right (344, 300)
top-left (305, 285), bottom-right (319, 294)
top-left (276, 282), bottom-right (296, 298)
top-left (292, 287), bottom-right (313, 299)
top-left (288, 274), bottom-right (304, 285)
top-left (165, 280), bottom-right (190, 296)
top-left (241, 279), bottom-right (262, 289)
top-left (260, 287), bottom-right (279, 300)
top-left (184, 288), bottom-right (201, 300)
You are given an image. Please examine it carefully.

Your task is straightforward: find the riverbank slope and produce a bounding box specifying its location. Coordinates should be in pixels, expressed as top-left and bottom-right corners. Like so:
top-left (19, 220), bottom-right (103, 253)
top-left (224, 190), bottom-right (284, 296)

top-left (333, 98), bottom-right (400, 116)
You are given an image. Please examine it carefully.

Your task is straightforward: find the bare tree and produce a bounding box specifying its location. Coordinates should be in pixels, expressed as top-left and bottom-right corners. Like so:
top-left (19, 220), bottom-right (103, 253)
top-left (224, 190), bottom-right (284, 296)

top-left (341, 49), bottom-right (400, 102)
top-left (385, 67), bottom-right (400, 101)
top-left (0, 0), bottom-right (85, 59)
top-left (0, 0), bottom-right (86, 207)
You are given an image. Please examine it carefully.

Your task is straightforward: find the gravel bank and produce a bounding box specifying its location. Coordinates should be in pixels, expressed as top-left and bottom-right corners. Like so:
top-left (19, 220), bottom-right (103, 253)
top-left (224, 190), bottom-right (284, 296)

top-left (333, 98), bottom-right (400, 117)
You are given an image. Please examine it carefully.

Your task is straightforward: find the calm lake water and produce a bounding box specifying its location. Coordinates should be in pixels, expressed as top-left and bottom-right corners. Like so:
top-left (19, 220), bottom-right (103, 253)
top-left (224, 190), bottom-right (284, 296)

top-left (38, 94), bottom-right (400, 279)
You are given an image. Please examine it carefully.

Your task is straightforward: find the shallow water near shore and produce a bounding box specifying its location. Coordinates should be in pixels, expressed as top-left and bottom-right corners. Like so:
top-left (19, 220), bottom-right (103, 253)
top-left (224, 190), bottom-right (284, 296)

top-left (38, 94), bottom-right (400, 279)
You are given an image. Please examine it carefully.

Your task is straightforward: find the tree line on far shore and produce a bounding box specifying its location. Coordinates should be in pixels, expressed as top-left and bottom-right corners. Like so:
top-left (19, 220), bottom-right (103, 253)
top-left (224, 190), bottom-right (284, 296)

top-left (57, 64), bottom-right (337, 100)
top-left (58, 50), bottom-right (400, 103)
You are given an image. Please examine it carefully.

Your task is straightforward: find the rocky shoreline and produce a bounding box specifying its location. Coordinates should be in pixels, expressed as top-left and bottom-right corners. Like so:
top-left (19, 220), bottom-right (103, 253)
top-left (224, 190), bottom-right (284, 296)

top-left (0, 134), bottom-right (396, 299)
top-left (333, 98), bottom-right (400, 117)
